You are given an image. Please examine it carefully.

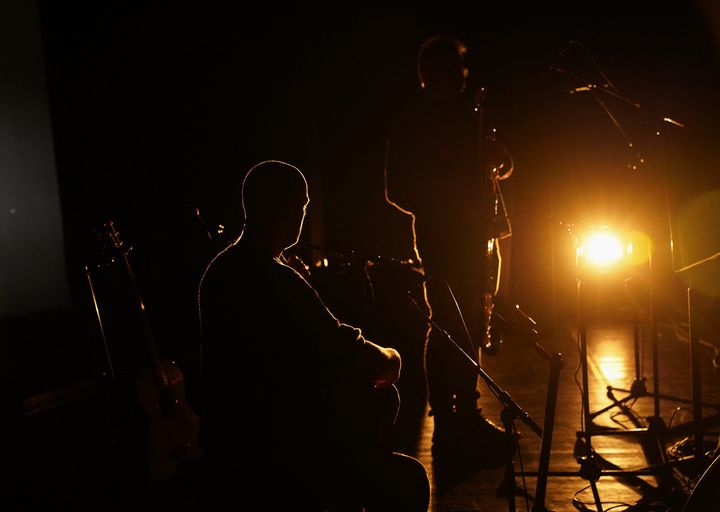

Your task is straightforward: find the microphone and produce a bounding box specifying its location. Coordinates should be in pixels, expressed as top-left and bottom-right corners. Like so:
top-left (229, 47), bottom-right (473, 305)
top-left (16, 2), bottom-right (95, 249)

top-left (569, 84), bottom-right (601, 94)
top-left (663, 116), bottom-right (686, 128)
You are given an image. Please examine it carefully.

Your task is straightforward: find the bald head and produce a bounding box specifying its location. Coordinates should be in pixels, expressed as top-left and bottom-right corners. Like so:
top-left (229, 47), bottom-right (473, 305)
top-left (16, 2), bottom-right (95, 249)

top-left (241, 160), bottom-right (309, 252)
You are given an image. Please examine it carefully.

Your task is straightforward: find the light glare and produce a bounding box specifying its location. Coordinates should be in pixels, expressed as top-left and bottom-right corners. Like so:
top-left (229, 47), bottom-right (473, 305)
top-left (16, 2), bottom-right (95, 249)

top-left (578, 230), bottom-right (623, 268)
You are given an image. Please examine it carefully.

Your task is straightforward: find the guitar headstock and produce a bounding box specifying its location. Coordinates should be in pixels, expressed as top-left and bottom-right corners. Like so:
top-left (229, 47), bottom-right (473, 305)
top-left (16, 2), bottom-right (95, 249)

top-left (90, 219), bottom-right (133, 270)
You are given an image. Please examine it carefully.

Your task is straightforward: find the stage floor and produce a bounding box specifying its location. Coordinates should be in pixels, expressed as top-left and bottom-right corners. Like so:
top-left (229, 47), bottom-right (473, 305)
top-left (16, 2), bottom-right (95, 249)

top-left (7, 279), bottom-right (720, 511)
top-left (404, 306), bottom-right (720, 512)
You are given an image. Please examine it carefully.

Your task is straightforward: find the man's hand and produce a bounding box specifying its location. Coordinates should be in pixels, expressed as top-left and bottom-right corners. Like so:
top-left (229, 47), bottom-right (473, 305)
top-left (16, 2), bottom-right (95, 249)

top-left (374, 347), bottom-right (401, 389)
top-left (281, 253), bottom-right (311, 281)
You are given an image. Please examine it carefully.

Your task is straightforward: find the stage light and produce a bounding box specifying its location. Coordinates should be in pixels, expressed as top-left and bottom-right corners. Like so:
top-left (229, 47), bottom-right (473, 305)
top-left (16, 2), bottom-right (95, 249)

top-left (575, 226), bottom-right (625, 270)
top-left (575, 225), bottom-right (650, 274)
top-left (578, 228), bottom-right (623, 268)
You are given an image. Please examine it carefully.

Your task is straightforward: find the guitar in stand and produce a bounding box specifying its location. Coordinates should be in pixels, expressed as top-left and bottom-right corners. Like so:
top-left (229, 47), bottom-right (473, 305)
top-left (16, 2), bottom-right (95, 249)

top-left (100, 220), bottom-right (203, 481)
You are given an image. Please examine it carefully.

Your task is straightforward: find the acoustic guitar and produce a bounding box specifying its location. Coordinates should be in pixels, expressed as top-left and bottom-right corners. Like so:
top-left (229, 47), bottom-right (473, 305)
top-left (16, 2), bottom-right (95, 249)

top-left (101, 220), bottom-right (203, 481)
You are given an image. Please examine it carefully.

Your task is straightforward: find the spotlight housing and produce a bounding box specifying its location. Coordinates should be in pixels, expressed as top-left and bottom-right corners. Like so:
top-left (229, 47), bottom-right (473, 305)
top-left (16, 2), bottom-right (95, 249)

top-left (575, 225), bottom-right (650, 276)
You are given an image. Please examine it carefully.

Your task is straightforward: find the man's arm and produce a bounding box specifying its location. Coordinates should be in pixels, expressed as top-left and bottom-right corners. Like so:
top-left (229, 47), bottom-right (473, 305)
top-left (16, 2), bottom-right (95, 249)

top-left (384, 126), bottom-right (415, 214)
top-left (279, 263), bottom-right (402, 388)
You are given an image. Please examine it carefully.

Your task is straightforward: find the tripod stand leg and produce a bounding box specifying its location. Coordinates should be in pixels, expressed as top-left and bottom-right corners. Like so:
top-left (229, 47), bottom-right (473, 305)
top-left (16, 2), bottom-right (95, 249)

top-left (650, 282), bottom-right (661, 419)
top-left (589, 388), bottom-right (643, 421)
top-left (633, 308), bottom-right (641, 387)
top-left (532, 350), bottom-right (564, 512)
top-left (576, 454), bottom-right (606, 512)
top-left (577, 279), bottom-right (607, 512)
top-left (580, 316), bottom-right (593, 438)
top-left (499, 412), bottom-right (517, 512)
top-left (688, 287), bottom-right (706, 468)
top-left (589, 479), bottom-right (604, 512)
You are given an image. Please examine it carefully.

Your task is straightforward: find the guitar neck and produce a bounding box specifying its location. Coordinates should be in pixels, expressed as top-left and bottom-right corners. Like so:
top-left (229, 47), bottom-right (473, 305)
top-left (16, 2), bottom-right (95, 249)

top-left (120, 252), bottom-right (171, 391)
top-left (101, 220), bottom-right (173, 392)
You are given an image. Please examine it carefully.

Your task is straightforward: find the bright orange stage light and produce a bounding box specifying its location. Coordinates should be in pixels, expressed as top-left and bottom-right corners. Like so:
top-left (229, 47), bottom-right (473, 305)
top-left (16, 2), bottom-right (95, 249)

top-left (580, 231), bottom-right (622, 267)
top-left (576, 226), bottom-right (650, 274)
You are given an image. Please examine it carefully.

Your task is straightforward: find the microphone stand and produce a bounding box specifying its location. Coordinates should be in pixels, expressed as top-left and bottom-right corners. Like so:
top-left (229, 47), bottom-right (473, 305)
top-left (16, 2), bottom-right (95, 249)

top-left (404, 293), bottom-right (543, 512)
top-left (551, 64), bottom-right (685, 145)
top-left (404, 277), bottom-right (629, 511)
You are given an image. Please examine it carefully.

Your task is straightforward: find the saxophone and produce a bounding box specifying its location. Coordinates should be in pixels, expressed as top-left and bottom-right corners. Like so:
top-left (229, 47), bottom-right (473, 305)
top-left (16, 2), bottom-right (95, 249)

top-left (476, 87), bottom-right (513, 356)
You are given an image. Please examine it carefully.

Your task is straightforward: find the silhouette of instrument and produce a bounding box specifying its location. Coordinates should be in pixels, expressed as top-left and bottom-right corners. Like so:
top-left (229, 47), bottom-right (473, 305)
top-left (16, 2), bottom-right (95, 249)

top-left (476, 86), bottom-right (513, 356)
top-left (100, 220), bottom-right (203, 481)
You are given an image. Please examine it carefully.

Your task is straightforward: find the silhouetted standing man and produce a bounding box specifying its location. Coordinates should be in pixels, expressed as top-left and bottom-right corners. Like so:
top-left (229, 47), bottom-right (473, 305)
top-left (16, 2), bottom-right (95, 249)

top-left (385, 34), bottom-right (512, 465)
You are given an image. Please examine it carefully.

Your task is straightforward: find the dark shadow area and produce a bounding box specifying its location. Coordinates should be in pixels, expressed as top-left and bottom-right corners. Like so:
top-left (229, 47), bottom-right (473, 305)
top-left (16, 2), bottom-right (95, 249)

top-left (1, 1), bottom-right (719, 510)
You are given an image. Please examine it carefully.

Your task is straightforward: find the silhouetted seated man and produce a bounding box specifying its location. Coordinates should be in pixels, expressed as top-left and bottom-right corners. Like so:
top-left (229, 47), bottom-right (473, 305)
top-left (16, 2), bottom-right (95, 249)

top-left (198, 160), bottom-right (430, 510)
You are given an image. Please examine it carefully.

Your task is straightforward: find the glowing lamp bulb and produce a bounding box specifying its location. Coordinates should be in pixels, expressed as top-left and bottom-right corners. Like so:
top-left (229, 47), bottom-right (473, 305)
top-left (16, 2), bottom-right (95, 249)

top-left (582, 232), bottom-right (623, 267)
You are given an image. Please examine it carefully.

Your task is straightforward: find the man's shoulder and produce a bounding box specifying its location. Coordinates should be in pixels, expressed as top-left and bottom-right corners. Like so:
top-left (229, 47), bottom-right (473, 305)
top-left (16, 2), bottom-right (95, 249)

top-left (398, 88), bottom-right (429, 111)
top-left (390, 90), bottom-right (473, 131)
top-left (201, 245), bottom-right (259, 289)
top-left (386, 98), bottom-right (427, 146)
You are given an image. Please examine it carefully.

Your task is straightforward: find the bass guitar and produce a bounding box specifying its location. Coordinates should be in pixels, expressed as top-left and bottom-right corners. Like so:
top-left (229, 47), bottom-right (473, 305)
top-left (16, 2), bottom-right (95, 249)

top-left (101, 220), bottom-right (203, 481)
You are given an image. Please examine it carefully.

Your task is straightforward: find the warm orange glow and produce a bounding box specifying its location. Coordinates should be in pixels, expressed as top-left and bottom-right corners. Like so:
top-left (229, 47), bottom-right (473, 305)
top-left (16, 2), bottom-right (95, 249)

top-left (624, 230), bottom-right (651, 267)
top-left (576, 227), bottom-right (623, 270)
top-left (597, 354), bottom-right (627, 382)
top-left (581, 231), bottom-right (623, 267)
top-left (590, 330), bottom-right (633, 389)
top-left (576, 226), bottom-right (651, 272)
top-left (314, 258), bottom-right (329, 268)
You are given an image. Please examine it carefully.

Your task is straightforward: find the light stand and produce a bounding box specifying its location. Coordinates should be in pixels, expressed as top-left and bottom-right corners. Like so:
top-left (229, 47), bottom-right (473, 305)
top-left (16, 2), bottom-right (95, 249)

top-left (552, 54), bottom-right (698, 440)
top-left (581, 248), bottom-right (720, 445)
top-left (575, 252), bottom-right (680, 497)
top-left (554, 48), bottom-right (719, 498)
top-left (572, 253), bottom-right (720, 512)
top-left (671, 253), bottom-right (720, 470)
top-left (586, 273), bottom-right (660, 428)
top-left (577, 256), bottom-right (672, 440)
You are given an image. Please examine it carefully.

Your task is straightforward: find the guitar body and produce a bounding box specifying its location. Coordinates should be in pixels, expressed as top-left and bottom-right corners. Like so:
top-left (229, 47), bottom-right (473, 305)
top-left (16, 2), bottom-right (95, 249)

top-left (370, 383), bottom-right (403, 453)
top-left (338, 383), bottom-right (402, 456)
top-left (95, 220), bottom-right (204, 482)
top-left (136, 359), bottom-right (203, 481)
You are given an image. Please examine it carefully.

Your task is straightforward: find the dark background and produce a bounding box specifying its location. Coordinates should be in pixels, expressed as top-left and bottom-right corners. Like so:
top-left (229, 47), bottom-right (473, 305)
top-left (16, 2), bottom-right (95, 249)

top-left (2, 0), bottom-right (716, 397)
top-left (2, 0), bottom-right (720, 505)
